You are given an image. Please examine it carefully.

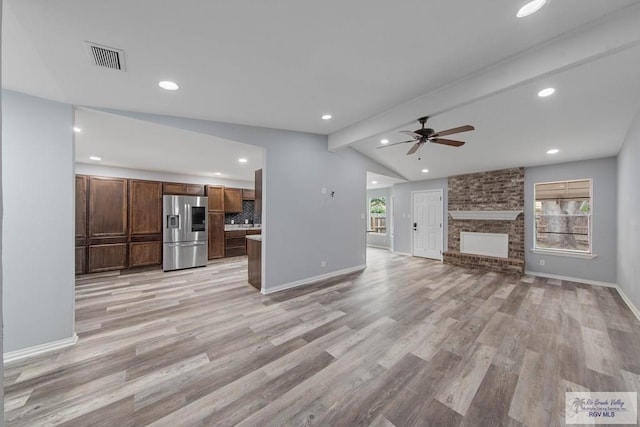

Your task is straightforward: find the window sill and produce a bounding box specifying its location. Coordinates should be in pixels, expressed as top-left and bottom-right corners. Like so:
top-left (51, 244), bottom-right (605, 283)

top-left (530, 248), bottom-right (598, 259)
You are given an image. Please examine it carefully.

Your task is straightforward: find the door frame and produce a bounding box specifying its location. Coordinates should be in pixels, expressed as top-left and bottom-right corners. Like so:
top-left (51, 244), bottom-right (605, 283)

top-left (410, 189), bottom-right (444, 260)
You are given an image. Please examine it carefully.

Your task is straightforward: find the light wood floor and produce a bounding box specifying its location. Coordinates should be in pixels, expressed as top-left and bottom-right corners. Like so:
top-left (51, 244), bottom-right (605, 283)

top-left (4, 249), bottom-right (640, 426)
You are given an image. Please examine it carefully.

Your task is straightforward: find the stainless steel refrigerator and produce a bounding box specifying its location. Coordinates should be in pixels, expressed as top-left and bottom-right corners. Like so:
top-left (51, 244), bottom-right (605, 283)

top-left (163, 195), bottom-right (208, 271)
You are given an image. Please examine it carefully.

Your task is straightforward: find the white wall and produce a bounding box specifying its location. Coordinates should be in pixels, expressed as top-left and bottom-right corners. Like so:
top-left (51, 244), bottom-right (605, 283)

top-left (618, 111), bottom-right (640, 311)
top-left (76, 109), bottom-right (400, 292)
top-left (2, 90), bottom-right (75, 352)
top-left (75, 163), bottom-right (254, 189)
top-left (1, 3), bottom-right (5, 419)
top-left (366, 188), bottom-right (391, 249)
top-left (525, 157), bottom-right (617, 284)
top-left (391, 178), bottom-right (448, 255)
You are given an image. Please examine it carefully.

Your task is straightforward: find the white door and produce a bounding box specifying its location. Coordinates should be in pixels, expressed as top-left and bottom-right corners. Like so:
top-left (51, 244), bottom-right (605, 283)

top-left (412, 190), bottom-right (443, 260)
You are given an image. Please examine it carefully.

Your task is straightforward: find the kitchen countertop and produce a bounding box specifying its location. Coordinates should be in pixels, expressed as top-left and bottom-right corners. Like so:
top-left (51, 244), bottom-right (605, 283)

top-left (246, 235), bottom-right (262, 242)
top-left (225, 224), bottom-right (262, 231)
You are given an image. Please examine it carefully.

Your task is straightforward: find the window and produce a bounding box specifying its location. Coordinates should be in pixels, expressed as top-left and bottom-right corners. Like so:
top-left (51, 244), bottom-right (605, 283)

top-left (534, 179), bottom-right (591, 253)
top-left (369, 197), bottom-right (386, 234)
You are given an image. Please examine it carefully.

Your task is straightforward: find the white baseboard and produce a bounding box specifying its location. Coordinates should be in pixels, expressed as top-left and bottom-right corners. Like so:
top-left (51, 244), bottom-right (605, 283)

top-left (524, 271), bottom-right (617, 288)
top-left (391, 251), bottom-right (412, 257)
top-left (367, 244), bottom-right (390, 250)
top-left (525, 271), bottom-right (640, 322)
top-left (615, 286), bottom-right (640, 323)
top-left (4, 334), bottom-right (78, 364)
top-left (262, 265), bottom-right (366, 295)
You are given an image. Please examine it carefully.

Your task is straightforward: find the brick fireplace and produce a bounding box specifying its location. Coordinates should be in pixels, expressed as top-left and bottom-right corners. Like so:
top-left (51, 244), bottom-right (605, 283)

top-left (443, 167), bottom-right (525, 275)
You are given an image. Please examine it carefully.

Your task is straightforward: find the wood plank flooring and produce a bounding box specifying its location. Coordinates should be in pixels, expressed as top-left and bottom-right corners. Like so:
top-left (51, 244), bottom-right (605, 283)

top-left (4, 249), bottom-right (640, 426)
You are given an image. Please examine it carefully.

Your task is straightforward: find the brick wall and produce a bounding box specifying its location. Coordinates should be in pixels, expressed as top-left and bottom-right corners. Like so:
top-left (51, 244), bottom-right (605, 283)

top-left (444, 167), bottom-right (525, 274)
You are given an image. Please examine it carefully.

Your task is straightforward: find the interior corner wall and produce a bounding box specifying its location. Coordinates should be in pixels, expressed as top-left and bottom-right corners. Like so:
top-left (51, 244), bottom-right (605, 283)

top-left (366, 188), bottom-right (391, 249)
top-left (2, 90), bottom-right (75, 353)
top-left (618, 111), bottom-right (640, 310)
top-left (91, 109), bottom-right (399, 292)
top-left (524, 157), bottom-right (617, 283)
top-left (391, 178), bottom-right (448, 255)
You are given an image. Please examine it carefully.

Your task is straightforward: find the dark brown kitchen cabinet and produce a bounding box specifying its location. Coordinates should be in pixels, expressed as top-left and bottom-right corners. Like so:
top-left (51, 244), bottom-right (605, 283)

top-left (247, 238), bottom-right (261, 290)
top-left (88, 243), bottom-right (128, 273)
top-left (75, 175), bottom-right (88, 244)
top-left (75, 246), bottom-right (86, 275)
top-left (163, 182), bottom-right (205, 196)
top-left (224, 188), bottom-right (243, 213)
top-left (75, 175), bottom-right (88, 274)
top-left (242, 189), bottom-right (255, 200)
top-left (89, 176), bottom-right (128, 240)
top-left (87, 176), bottom-right (128, 272)
top-left (129, 241), bottom-right (162, 268)
top-left (225, 230), bottom-right (247, 257)
top-left (129, 180), bottom-right (162, 237)
top-left (207, 186), bottom-right (225, 212)
top-left (208, 213), bottom-right (225, 259)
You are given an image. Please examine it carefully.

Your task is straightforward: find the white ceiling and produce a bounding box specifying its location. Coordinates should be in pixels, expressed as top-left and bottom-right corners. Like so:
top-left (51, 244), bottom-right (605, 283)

top-left (4, 0), bottom-right (640, 182)
top-left (75, 108), bottom-right (263, 182)
top-left (366, 172), bottom-right (407, 190)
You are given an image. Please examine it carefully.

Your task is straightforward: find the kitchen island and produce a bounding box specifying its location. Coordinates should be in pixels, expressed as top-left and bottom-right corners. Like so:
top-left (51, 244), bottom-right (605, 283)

top-left (246, 235), bottom-right (262, 290)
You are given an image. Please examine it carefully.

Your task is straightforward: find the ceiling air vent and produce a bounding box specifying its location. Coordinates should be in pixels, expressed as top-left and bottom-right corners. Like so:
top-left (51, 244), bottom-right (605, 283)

top-left (85, 42), bottom-right (126, 71)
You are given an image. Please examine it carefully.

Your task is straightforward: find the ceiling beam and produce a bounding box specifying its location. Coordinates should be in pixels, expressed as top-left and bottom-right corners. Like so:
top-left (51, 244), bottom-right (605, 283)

top-left (328, 3), bottom-right (640, 152)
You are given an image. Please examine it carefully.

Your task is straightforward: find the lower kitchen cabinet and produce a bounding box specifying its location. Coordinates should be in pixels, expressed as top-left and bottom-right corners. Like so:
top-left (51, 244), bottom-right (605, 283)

top-left (88, 244), bottom-right (128, 273)
top-left (225, 230), bottom-right (247, 257)
top-left (208, 213), bottom-right (225, 259)
top-left (75, 246), bottom-right (86, 275)
top-left (129, 241), bottom-right (162, 268)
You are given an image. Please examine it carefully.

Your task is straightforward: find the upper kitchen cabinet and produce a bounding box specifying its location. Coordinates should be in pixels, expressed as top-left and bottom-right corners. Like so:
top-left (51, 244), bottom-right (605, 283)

top-left (224, 188), bottom-right (243, 213)
top-left (129, 180), bottom-right (162, 237)
top-left (242, 189), bottom-right (255, 200)
top-left (89, 176), bottom-right (128, 240)
top-left (206, 185), bottom-right (225, 212)
top-left (163, 182), bottom-right (205, 196)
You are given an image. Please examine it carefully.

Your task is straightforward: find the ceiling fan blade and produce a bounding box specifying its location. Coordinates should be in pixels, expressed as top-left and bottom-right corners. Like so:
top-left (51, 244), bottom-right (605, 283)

top-left (376, 140), bottom-right (415, 149)
top-left (431, 125), bottom-right (474, 138)
top-left (399, 130), bottom-right (422, 139)
top-left (431, 138), bottom-right (465, 147)
top-left (407, 142), bottom-right (421, 155)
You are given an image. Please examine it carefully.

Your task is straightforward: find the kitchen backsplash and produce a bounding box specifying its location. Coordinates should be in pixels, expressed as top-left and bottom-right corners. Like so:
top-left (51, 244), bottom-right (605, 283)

top-left (225, 200), bottom-right (258, 224)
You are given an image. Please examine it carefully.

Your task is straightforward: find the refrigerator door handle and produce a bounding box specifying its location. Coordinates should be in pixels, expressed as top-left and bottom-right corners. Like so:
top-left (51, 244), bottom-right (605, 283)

top-left (166, 242), bottom-right (205, 248)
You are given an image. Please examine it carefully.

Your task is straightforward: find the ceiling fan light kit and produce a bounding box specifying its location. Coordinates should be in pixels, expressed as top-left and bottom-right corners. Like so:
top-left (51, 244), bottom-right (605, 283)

top-left (377, 116), bottom-right (475, 158)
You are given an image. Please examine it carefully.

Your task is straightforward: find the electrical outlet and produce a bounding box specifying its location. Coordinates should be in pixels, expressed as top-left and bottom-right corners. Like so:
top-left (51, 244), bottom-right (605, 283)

top-left (321, 187), bottom-right (327, 194)
top-left (321, 260), bottom-right (327, 268)
top-left (539, 259), bottom-right (545, 266)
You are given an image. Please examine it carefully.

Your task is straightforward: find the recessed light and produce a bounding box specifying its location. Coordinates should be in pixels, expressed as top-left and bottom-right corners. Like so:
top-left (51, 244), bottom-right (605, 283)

top-left (538, 87), bottom-right (555, 97)
top-left (547, 149), bottom-right (559, 155)
top-left (89, 156), bottom-right (102, 161)
top-left (321, 114), bottom-right (333, 120)
top-left (517, 0), bottom-right (547, 18)
top-left (214, 172), bottom-right (222, 176)
top-left (380, 139), bottom-right (389, 145)
top-left (371, 181), bottom-right (378, 184)
top-left (421, 169), bottom-right (429, 173)
top-left (158, 81), bottom-right (179, 91)
top-left (238, 158), bottom-right (248, 163)
top-left (73, 127), bottom-right (82, 133)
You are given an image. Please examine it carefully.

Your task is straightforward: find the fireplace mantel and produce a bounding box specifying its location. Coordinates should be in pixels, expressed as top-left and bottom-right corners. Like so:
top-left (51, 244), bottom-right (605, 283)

top-left (448, 210), bottom-right (523, 221)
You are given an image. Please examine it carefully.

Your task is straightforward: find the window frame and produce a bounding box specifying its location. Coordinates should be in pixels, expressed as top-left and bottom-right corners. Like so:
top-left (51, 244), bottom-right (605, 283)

top-left (368, 196), bottom-right (387, 235)
top-left (533, 178), bottom-right (593, 256)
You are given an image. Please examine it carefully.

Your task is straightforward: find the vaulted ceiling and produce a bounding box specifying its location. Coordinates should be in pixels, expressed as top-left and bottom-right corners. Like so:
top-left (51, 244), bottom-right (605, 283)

top-left (4, 0), bottom-right (640, 183)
